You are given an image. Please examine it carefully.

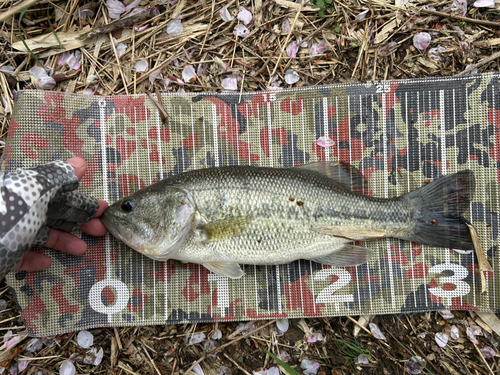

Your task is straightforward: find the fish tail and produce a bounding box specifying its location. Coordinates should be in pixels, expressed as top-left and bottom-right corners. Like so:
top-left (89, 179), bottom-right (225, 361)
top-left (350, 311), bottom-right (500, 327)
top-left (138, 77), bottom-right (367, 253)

top-left (393, 170), bottom-right (475, 250)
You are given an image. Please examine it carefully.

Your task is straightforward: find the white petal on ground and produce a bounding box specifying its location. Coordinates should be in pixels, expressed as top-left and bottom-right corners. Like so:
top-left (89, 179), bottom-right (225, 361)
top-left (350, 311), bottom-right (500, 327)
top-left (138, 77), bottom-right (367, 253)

top-left (451, 0), bottom-right (468, 15)
top-left (450, 325), bottom-right (460, 340)
top-left (26, 338), bottom-right (43, 353)
top-left (266, 367), bottom-right (279, 375)
top-left (284, 69), bottom-right (300, 85)
top-left (2, 97), bottom-right (10, 114)
top-left (197, 64), bottom-right (206, 76)
top-left (357, 355), bottom-right (369, 364)
top-left (429, 46), bottom-right (446, 60)
top-left (83, 346), bottom-right (104, 366)
top-left (237, 6), bottom-right (253, 25)
top-left (29, 67), bottom-right (56, 90)
top-left (276, 318), bottom-right (289, 333)
top-left (480, 346), bottom-right (496, 359)
top-left (134, 59), bottom-right (148, 72)
top-left (413, 32), bottom-right (431, 50)
top-left (282, 18), bottom-right (291, 33)
top-left (395, 0), bottom-right (409, 5)
top-left (438, 310), bottom-right (454, 319)
top-left (212, 329), bottom-right (222, 340)
top-left (286, 41), bottom-right (299, 58)
top-left (135, 24), bottom-right (149, 32)
top-left (79, 8), bottom-right (94, 20)
top-left (466, 326), bottom-right (480, 344)
top-left (435, 332), bottom-right (449, 348)
top-left (310, 40), bottom-right (330, 56)
top-left (66, 50), bottom-right (81, 70)
top-left (278, 350), bottom-right (290, 363)
top-left (4, 335), bottom-right (20, 349)
top-left (233, 24), bottom-right (249, 37)
top-left (192, 363), bottom-right (205, 375)
top-left (167, 19), bottom-right (183, 36)
top-left (473, 0), bottom-right (495, 7)
top-left (369, 323), bottom-right (387, 341)
top-left (405, 356), bottom-right (426, 375)
top-left (306, 332), bottom-right (324, 343)
top-left (252, 369), bottom-right (267, 375)
top-left (77, 330), bottom-right (94, 349)
top-left (182, 65), bottom-right (197, 83)
top-left (59, 360), bottom-right (76, 375)
top-left (106, 0), bottom-right (126, 19)
top-left (222, 77), bottom-right (238, 90)
top-left (86, 75), bottom-right (99, 84)
top-left (235, 321), bottom-right (255, 334)
top-left (355, 9), bottom-right (369, 20)
top-left (0, 65), bottom-right (14, 74)
top-left (149, 69), bottom-right (163, 84)
top-left (184, 332), bottom-right (206, 345)
top-left (57, 52), bottom-right (71, 66)
top-left (300, 359), bottom-right (320, 375)
top-left (124, 0), bottom-right (141, 12)
top-left (316, 136), bottom-right (335, 148)
top-left (115, 42), bottom-right (127, 57)
top-left (218, 366), bottom-right (232, 375)
top-left (82, 87), bottom-right (96, 95)
top-left (220, 6), bottom-right (234, 22)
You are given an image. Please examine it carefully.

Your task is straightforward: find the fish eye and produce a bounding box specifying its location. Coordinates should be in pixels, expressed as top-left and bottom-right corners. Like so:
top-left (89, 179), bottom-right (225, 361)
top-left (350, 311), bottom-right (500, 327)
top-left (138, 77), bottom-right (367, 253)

top-left (121, 199), bottom-right (135, 213)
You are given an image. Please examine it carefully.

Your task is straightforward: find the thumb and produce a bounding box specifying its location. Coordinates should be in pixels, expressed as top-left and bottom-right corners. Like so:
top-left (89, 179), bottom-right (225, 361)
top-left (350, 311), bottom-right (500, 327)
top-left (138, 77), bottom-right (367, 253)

top-left (67, 158), bottom-right (88, 181)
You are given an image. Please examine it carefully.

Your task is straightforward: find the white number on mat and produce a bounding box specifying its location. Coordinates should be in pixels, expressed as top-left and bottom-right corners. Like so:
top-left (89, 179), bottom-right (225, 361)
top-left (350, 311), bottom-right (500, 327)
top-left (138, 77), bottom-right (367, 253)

top-left (314, 268), bottom-right (354, 310)
top-left (428, 263), bottom-right (471, 306)
top-left (89, 279), bottom-right (130, 315)
top-left (208, 273), bottom-right (230, 318)
top-left (375, 84), bottom-right (391, 93)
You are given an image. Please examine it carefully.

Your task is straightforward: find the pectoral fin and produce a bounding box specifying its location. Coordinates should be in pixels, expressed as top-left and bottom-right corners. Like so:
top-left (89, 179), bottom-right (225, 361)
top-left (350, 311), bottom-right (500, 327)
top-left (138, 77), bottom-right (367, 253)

top-left (310, 244), bottom-right (373, 267)
top-left (201, 217), bottom-right (252, 243)
top-left (311, 225), bottom-right (391, 241)
top-left (203, 262), bottom-right (245, 279)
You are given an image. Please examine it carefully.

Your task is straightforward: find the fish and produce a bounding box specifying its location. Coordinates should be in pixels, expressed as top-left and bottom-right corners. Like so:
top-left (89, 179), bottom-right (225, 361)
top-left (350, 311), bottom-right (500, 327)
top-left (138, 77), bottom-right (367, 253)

top-left (101, 162), bottom-right (476, 279)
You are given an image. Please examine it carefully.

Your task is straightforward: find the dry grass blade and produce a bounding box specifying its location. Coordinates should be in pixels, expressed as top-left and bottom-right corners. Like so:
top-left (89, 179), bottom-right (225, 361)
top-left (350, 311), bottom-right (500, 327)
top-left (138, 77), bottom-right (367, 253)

top-left (467, 223), bottom-right (493, 293)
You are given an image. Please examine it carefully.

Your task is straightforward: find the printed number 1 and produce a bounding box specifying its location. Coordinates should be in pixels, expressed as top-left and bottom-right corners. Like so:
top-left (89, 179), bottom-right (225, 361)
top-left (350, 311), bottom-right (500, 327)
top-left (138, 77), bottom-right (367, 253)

top-left (314, 268), bottom-right (354, 311)
top-left (428, 263), bottom-right (471, 307)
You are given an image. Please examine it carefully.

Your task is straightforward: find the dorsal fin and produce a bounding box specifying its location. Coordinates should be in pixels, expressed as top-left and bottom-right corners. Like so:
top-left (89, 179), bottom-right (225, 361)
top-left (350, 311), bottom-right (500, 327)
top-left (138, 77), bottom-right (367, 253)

top-left (295, 161), bottom-right (367, 195)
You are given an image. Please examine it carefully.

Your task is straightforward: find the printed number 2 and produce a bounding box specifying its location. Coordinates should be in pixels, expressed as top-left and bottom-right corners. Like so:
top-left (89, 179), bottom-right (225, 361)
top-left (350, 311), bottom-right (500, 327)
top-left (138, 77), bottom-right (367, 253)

top-left (428, 263), bottom-right (471, 306)
top-left (314, 268), bottom-right (354, 311)
top-left (376, 84), bottom-right (391, 93)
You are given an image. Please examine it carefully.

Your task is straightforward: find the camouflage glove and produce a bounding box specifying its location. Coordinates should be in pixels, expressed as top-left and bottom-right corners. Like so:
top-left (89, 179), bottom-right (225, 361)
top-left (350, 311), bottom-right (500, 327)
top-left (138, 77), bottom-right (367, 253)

top-left (0, 161), bottom-right (99, 280)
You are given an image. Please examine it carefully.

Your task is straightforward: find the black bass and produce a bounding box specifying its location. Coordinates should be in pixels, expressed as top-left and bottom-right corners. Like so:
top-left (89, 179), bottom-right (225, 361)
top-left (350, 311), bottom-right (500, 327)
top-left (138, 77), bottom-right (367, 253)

top-left (101, 162), bottom-right (475, 279)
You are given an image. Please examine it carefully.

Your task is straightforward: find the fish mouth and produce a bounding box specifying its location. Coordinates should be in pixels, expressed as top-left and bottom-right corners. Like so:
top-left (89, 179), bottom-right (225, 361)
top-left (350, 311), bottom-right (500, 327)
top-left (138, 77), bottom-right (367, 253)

top-left (101, 210), bottom-right (135, 246)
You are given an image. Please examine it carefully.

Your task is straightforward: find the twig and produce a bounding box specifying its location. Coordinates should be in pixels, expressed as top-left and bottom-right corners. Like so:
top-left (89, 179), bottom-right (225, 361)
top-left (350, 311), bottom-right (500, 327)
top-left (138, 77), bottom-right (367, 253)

top-left (346, 316), bottom-right (390, 347)
top-left (223, 353), bottom-right (253, 375)
top-left (140, 342), bottom-right (162, 375)
top-left (473, 342), bottom-right (495, 375)
top-left (456, 50), bottom-right (500, 76)
top-left (109, 33), bottom-right (129, 95)
top-left (87, 7), bottom-right (156, 38)
top-left (146, 89), bottom-right (169, 124)
top-left (420, 8), bottom-right (500, 28)
top-left (0, 0), bottom-right (38, 22)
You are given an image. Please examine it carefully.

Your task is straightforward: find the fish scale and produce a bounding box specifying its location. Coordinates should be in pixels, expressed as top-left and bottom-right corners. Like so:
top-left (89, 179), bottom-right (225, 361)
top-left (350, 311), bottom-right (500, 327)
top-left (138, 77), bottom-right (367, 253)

top-left (102, 162), bottom-right (475, 279)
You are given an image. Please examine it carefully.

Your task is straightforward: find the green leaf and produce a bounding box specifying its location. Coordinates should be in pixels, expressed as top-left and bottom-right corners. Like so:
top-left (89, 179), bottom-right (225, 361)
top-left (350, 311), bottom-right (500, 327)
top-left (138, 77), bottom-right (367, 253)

top-left (264, 350), bottom-right (301, 375)
top-left (316, 0), bottom-right (325, 8)
top-left (325, 0), bottom-right (333, 3)
top-left (318, 10), bottom-right (325, 17)
top-left (334, 25), bottom-right (340, 33)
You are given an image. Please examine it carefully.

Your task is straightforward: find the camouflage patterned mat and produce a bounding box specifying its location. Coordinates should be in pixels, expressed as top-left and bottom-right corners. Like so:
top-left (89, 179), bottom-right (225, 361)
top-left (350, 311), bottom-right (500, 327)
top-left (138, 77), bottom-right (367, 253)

top-left (4, 73), bottom-right (500, 337)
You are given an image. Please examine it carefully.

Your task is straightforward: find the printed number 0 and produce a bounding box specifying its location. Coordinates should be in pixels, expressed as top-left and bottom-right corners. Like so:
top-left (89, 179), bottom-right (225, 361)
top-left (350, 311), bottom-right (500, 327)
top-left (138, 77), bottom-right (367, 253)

top-left (89, 279), bottom-right (130, 315)
top-left (428, 263), bottom-right (471, 306)
top-left (314, 268), bottom-right (354, 310)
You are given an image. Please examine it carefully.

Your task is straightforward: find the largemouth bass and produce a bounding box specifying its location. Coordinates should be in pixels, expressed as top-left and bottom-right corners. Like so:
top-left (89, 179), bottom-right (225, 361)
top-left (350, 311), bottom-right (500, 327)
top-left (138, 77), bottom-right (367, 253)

top-left (101, 162), bottom-right (475, 279)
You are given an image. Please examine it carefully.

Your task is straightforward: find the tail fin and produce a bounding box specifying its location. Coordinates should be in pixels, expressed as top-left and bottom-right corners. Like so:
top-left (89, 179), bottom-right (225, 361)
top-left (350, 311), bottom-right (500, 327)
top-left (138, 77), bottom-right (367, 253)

top-left (394, 170), bottom-right (475, 250)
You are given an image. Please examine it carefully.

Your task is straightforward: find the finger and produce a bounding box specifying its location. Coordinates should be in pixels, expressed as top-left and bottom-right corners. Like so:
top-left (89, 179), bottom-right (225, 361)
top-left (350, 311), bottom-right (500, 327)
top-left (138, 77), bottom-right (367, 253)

top-left (45, 228), bottom-right (87, 255)
top-left (80, 217), bottom-right (108, 237)
top-left (13, 251), bottom-right (52, 271)
top-left (95, 200), bottom-right (109, 217)
top-left (67, 158), bottom-right (88, 181)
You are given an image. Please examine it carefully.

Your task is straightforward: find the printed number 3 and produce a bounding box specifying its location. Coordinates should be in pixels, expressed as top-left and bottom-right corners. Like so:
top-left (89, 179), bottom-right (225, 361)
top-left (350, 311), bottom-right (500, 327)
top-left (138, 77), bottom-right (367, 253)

top-left (428, 263), bottom-right (471, 306)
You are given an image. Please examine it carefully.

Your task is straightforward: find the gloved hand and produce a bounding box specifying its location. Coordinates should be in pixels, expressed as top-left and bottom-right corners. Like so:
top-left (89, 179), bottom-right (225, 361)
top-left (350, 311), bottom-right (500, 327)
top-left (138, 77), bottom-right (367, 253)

top-left (0, 158), bottom-right (108, 280)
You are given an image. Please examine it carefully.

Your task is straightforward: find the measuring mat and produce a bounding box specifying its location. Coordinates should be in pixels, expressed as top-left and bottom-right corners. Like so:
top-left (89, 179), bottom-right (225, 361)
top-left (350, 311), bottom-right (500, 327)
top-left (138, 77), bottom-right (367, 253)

top-left (3, 73), bottom-right (500, 337)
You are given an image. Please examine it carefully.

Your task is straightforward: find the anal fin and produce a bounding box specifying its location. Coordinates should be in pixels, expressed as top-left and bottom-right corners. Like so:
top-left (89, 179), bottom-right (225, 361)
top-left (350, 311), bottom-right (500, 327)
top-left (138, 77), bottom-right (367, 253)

top-left (310, 244), bottom-right (373, 267)
top-left (203, 262), bottom-right (245, 279)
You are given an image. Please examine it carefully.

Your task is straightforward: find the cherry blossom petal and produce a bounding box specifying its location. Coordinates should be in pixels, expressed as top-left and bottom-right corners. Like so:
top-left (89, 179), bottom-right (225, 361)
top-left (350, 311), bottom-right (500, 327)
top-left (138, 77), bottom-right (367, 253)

top-left (395, 0), bottom-right (409, 5)
top-left (451, 0), bottom-right (468, 15)
top-left (26, 338), bottom-right (43, 353)
top-left (278, 350), bottom-right (290, 363)
top-left (300, 359), bottom-right (320, 375)
top-left (429, 46), bottom-right (446, 60)
top-left (59, 360), bottom-right (76, 375)
top-left (218, 366), bottom-right (232, 375)
top-left (286, 41), bottom-right (299, 58)
top-left (413, 32), bottom-right (431, 50)
top-left (282, 18), bottom-right (291, 34)
top-left (405, 356), bottom-right (425, 375)
top-left (57, 52), bottom-right (71, 66)
top-left (357, 355), bottom-right (369, 364)
top-left (310, 40), bottom-right (330, 56)
top-left (115, 42), bottom-right (127, 57)
top-left (316, 136), bottom-right (335, 148)
top-left (355, 9), bottom-right (369, 20)
top-left (450, 325), bottom-right (460, 340)
top-left (284, 69), bottom-right (300, 85)
top-left (149, 69), bottom-right (163, 84)
top-left (466, 326), bottom-right (480, 344)
top-left (233, 24), bottom-right (249, 37)
top-left (276, 319), bottom-right (289, 333)
top-left (267, 367), bottom-right (279, 375)
top-left (197, 64), bottom-right (206, 76)
top-left (106, 0), bottom-right (126, 19)
top-left (167, 19), bottom-right (183, 36)
top-left (66, 50), bottom-right (81, 70)
top-left (29, 66), bottom-right (56, 90)
top-left (212, 329), bottom-right (222, 340)
top-left (438, 310), bottom-right (454, 319)
top-left (306, 332), bottom-right (324, 343)
top-left (369, 323), bottom-right (387, 341)
top-left (182, 65), bottom-right (197, 83)
top-left (435, 332), bottom-right (448, 348)
top-left (473, 0), bottom-right (495, 7)
top-left (235, 322), bottom-right (255, 334)
top-left (124, 0), bottom-right (141, 12)
top-left (0, 65), bottom-right (14, 74)
top-left (5, 335), bottom-right (20, 349)
top-left (480, 346), bottom-right (496, 359)
top-left (184, 332), bottom-right (206, 345)
top-left (192, 363), bottom-right (205, 375)
top-left (83, 346), bottom-right (104, 366)
top-left (86, 75), bottom-right (99, 84)
top-left (2, 97), bottom-right (9, 114)
top-left (220, 6), bottom-right (234, 22)
top-left (237, 6), bottom-right (253, 25)
top-left (77, 330), bottom-right (94, 349)
top-left (134, 59), bottom-right (148, 72)
top-left (221, 77), bottom-right (238, 90)
top-left (79, 9), bottom-right (94, 20)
